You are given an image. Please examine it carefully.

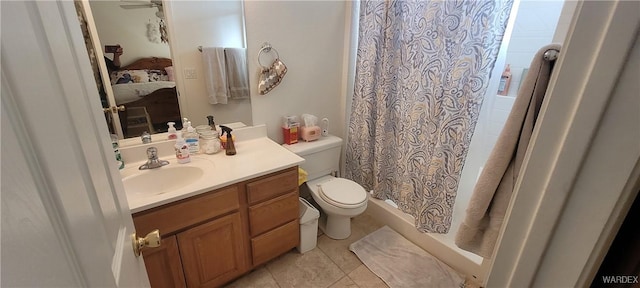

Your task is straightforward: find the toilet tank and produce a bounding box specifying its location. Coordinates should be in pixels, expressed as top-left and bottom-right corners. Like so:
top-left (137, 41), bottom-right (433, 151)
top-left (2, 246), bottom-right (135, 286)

top-left (283, 135), bottom-right (342, 181)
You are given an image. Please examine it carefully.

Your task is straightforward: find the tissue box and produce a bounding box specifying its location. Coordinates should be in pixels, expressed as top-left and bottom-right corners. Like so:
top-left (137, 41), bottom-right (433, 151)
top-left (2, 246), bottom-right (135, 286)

top-left (301, 126), bottom-right (321, 142)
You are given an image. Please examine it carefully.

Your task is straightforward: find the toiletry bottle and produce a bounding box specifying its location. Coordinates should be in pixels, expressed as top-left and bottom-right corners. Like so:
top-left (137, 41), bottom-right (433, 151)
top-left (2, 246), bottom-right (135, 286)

top-left (206, 115), bottom-right (216, 131)
top-left (167, 122), bottom-right (177, 139)
top-left (498, 64), bottom-right (512, 96)
top-left (282, 116), bottom-right (299, 145)
top-left (219, 129), bottom-right (235, 149)
top-left (110, 134), bottom-right (124, 169)
top-left (180, 117), bottom-right (189, 137)
top-left (183, 121), bottom-right (200, 155)
top-left (141, 131), bottom-right (152, 144)
top-left (174, 134), bottom-right (191, 164)
top-left (220, 125), bottom-right (236, 155)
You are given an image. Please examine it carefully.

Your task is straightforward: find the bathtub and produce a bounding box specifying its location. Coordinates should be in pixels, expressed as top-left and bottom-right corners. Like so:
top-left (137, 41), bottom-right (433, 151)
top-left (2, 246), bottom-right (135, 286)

top-left (365, 197), bottom-right (489, 285)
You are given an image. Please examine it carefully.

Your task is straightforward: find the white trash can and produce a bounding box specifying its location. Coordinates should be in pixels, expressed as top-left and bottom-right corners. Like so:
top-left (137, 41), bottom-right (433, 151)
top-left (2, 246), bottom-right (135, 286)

top-left (297, 197), bottom-right (320, 253)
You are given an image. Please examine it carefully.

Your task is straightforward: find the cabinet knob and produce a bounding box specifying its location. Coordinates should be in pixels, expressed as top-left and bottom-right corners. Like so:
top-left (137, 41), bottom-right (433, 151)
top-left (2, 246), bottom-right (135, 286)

top-left (132, 229), bottom-right (161, 257)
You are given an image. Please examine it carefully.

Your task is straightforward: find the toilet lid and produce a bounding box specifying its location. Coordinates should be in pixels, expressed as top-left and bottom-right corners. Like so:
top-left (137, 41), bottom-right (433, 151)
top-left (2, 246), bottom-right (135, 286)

top-left (318, 178), bottom-right (367, 208)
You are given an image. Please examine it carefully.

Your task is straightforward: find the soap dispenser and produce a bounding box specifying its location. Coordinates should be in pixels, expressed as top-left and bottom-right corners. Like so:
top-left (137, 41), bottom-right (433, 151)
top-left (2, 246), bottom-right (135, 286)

top-left (206, 115), bottom-right (216, 131)
top-left (167, 122), bottom-right (177, 139)
top-left (220, 125), bottom-right (236, 156)
top-left (183, 121), bottom-right (199, 155)
top-left (174, 133), bottom-right (191, 164)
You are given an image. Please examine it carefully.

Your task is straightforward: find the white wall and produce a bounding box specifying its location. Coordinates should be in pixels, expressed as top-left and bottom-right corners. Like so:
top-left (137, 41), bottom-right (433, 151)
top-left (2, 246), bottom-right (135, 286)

top-left (90, 1), bottom-right (170, 65)
top-left (244, 1), bottom-right (348, 143)
top-left (502, 0), bottom-right (565, 98)
top-left (166, 1), bottom-right (252, 128)
top-left (484, 0), bottom-right (565, 158)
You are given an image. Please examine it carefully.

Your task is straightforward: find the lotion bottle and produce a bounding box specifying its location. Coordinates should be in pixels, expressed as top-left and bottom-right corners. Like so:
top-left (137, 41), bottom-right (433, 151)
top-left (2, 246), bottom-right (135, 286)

top-left (174, 134), bottom-right (191, 164)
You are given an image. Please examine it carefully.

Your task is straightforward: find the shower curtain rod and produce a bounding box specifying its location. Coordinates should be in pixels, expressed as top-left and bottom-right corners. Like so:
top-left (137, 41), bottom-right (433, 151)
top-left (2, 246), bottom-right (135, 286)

top-left (543, 49), bottom-right (559, 61)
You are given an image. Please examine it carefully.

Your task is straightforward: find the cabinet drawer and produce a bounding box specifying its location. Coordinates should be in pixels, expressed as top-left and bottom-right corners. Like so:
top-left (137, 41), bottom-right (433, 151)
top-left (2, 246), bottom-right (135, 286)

top-left (249, 192), bottom-right (299, 237)
top-left (246, 167), bottom-right (298, 205)
top-left (133, 185), bottom-right (239, 236)
top-left (251, 219), bottom-right (299, 266)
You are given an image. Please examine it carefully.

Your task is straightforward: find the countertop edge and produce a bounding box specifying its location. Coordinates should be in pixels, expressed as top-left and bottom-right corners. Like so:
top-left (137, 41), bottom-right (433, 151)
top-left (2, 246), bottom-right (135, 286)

top-left (126, 137), bottom-right (305, 214)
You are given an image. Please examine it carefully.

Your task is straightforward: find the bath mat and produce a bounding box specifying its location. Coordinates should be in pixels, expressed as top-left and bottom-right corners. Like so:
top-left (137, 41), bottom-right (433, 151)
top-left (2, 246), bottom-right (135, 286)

top-left (349, 226), bottom-right (464, 288)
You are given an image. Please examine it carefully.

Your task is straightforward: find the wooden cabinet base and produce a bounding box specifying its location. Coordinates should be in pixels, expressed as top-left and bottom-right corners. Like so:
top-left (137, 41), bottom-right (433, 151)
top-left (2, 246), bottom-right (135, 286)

top-left (251, 220), bottom-right (300, 266)
top-left (178, 213), bottom-right (247, 288)
top-left (142, 235), bottom-right (186, 288)
top-left (134, 167), bottom-right (300, 288)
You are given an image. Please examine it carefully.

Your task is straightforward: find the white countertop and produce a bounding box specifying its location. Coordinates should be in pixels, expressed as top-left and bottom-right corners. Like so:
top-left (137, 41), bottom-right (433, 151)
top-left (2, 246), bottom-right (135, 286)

top-left (121, 136), bottom-right (304, 213)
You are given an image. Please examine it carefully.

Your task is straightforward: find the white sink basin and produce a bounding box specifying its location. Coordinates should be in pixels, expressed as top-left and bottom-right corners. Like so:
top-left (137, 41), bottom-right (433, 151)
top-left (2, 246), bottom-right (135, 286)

top-left (122, 166), bottom-right (205, 197)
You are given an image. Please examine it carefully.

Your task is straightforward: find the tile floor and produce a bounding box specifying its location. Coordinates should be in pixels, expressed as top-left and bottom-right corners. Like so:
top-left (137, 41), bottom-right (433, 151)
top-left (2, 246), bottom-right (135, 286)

top-left (225, 211), bottom-right (389, 288)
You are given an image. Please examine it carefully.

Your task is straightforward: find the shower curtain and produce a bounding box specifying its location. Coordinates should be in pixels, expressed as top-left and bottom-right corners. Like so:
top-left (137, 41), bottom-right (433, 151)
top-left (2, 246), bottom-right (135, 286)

top-left (345, 0), bottom-right (513, 233)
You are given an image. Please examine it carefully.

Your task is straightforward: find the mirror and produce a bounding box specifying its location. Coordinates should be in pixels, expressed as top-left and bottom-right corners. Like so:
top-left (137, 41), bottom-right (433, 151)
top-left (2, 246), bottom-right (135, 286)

top-left (77, 0), bottom-right (252, 140)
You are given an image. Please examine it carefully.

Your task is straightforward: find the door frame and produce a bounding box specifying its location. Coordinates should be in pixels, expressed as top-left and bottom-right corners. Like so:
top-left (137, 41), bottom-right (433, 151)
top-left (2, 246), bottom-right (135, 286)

top-left (486, 0), bottom-right (640, 286)
top-left (1, 1), bottom-right (149, 286)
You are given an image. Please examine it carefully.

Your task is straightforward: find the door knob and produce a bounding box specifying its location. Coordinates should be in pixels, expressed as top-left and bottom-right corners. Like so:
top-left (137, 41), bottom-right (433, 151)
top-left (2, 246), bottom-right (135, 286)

top-left (103, 105), bottom-right (126, 114)
top-left (132, 229), bottom-right (161, 257)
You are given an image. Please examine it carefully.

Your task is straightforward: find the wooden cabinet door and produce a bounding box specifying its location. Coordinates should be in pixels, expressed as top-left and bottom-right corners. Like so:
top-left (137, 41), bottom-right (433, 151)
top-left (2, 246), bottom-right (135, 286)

top-left (142, 235), bottom-right (186, 288)
top-left (177, 213), bottom-right (247, 288)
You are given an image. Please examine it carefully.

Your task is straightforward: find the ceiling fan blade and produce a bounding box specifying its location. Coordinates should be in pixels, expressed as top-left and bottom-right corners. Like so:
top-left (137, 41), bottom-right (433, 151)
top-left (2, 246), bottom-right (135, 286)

top-left (120, 0), bottom-right (152, 3)
top-left (119, 4), bottom-right (154, 9)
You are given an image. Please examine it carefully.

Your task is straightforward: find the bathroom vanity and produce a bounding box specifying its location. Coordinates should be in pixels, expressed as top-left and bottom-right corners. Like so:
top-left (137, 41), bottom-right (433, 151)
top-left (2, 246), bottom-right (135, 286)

top-left (119, 126), bottom-right (304, 287)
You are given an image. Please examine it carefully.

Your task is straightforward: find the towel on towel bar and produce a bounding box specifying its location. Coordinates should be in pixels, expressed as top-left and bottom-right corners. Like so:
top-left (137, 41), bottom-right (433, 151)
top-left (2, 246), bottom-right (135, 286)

top-left (201, 47), bottom-right (228, 104)
top-left (455, 44), bottom-right (562, 259)
top-left (224, 48), bottom-right (250, 99)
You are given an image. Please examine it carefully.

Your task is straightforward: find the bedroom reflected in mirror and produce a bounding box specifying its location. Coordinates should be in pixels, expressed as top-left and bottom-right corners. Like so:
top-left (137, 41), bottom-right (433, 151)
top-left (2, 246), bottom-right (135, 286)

top-left (75, 0), bottom-right (251, 140)
top-left (76, 0), bottom-right (180, 139)
top-left (111, 57), bottom-right (181, 137)
top-left (92, 0), bottom-right (178, 138)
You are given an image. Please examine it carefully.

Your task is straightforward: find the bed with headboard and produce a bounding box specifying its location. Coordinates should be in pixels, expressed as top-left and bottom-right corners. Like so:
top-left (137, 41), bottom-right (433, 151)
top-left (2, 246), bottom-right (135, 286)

top-left (110, 57), bottom-right (181, 136)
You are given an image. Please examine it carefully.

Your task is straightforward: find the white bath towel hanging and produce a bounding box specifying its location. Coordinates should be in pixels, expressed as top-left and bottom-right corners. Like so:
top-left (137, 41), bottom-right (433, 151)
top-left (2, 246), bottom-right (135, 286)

top-left (455, 44), bottom-right (562, 259)
top-left (201, 47), bottom-right (228, 104)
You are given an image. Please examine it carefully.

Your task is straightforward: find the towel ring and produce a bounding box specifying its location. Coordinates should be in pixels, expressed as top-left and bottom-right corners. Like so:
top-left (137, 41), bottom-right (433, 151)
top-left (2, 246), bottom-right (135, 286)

top-left (257, 42), bottom-right (280, 69)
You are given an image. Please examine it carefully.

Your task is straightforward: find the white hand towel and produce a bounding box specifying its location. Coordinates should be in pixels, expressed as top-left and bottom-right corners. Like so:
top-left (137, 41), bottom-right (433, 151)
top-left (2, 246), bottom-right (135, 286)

top-left (224, 48), bottom-right (250, 99)
top-left (201, 47), bottom-right (228, 104)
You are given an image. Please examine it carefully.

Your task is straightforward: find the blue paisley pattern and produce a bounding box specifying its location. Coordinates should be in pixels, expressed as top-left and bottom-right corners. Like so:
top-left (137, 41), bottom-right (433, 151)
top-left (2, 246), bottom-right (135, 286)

top-left (345, 0), bottom-right (513, 233)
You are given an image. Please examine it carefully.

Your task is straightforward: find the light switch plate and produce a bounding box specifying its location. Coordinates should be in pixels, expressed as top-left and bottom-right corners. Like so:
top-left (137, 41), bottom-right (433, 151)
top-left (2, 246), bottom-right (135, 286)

top-left (184, 68), bottom-right (197, 79)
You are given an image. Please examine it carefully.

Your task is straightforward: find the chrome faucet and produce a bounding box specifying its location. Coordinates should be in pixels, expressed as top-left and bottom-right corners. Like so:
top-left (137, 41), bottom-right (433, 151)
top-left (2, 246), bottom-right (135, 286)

top-left (138, 147), bottom-right (169, 170)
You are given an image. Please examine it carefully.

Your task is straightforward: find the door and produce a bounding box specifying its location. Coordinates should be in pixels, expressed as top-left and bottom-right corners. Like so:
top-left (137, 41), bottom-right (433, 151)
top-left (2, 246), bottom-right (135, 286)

top-left (76, 0), bottom-right (126, 139)
top-left (1, 1), bottom-right (149, 286)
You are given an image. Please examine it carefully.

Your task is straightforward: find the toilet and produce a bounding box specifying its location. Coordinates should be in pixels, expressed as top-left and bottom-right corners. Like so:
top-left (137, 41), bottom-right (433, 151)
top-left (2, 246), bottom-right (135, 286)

top-left (283, 135), bottom-right (368, 239)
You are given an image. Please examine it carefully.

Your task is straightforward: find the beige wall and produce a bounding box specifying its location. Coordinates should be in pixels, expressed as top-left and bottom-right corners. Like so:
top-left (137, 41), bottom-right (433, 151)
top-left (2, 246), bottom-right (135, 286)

top-left (166, 1), bottom-right (252, 128)
top-left (245, 1), bottom-right (349, 143)
top-left (166, 1), bottom-right (349, 141)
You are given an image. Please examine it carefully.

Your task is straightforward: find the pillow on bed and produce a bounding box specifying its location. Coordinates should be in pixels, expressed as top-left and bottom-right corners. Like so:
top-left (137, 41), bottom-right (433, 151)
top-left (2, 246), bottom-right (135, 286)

top-left (164, 66), bottom-right (175, 81)
top-left (110, 70), bottom-right (149, 85)
top-left (147, 69), bottom-right (170, 82)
